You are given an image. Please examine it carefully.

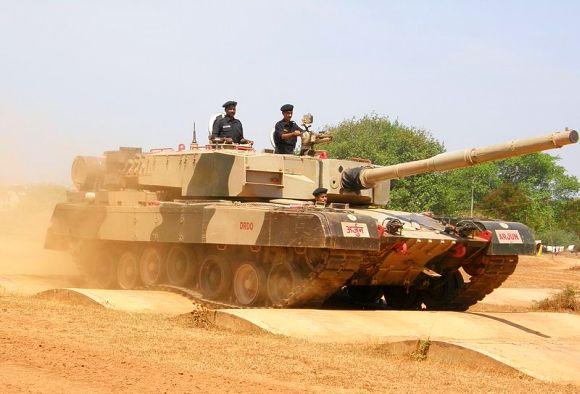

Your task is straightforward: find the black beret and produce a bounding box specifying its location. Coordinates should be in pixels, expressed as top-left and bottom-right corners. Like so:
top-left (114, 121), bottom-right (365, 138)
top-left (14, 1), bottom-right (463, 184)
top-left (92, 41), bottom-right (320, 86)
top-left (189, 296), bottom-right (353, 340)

top-left (222, 100), bottom-right (237, 108)
top-left (312, 187), bottom-right (328, 197)
top-left (280, 104), bottom-right (294, 112)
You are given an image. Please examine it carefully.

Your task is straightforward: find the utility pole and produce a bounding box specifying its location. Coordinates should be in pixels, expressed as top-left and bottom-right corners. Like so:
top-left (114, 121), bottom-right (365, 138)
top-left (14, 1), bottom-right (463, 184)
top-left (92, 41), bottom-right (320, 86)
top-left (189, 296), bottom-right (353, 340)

top-left (470, 180), bottom-right (475, 218)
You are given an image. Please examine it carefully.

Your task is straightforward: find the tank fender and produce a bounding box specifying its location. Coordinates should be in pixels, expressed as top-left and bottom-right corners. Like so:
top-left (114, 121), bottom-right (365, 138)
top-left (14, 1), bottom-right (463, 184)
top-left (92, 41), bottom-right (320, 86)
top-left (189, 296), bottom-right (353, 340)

top-left (44, 203), bottom-right (72, 250)
top-left (473, 220), bottom-right (535, 255)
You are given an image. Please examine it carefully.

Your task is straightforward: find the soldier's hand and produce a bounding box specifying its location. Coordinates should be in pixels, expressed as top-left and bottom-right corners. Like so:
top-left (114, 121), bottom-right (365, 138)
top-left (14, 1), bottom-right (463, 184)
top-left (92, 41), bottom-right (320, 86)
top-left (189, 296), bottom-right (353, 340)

top-left (293, 130), bottom-right (301, 136)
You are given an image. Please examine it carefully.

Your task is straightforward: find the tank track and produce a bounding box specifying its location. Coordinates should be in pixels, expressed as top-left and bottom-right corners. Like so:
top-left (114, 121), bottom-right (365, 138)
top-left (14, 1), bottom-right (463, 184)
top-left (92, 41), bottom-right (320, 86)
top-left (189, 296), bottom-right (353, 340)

top-left (446, 255), bottom-right (518, 311)
top-left (144, 284), bottom-right (242, 309)
top-left (143, 250), bottom-right (366, 309)
top-left (282, 250), bottom-right (365, 307)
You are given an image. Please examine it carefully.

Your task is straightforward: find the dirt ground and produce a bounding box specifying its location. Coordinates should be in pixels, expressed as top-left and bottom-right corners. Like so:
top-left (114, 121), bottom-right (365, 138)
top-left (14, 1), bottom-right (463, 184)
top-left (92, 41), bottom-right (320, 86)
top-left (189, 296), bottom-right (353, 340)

top-left (504, 254), bottom-right (580, 289)
top-left (1, 206), bottom-right (579, 392)
top-left (2, 294), bottom-right (577, 393)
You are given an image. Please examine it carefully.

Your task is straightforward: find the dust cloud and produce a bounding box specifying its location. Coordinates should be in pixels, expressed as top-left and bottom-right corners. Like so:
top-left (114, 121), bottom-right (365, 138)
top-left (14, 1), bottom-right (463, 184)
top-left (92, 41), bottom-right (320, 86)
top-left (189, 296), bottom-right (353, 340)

top-left (0, 103), bottom-right (81, 291)
top-left (0, 185), bottom-right (78, 293)
top-left (0, 102), bottom-right (85, 185)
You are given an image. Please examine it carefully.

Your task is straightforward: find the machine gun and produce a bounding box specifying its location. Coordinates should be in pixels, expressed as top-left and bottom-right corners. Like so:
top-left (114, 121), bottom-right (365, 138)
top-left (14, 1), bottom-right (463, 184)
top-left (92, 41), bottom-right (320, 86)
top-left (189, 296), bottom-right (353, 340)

top-left (298, 113), bottom-right (332, 156)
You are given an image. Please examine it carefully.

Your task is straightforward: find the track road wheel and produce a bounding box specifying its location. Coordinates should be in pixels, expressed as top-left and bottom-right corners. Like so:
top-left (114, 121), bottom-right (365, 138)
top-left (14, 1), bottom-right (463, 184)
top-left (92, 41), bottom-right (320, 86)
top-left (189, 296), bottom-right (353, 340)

top-left (198, 255), bottom-right (232, 300)
top-left (345, 286), bottom-right (384, 304)
top-left (92, 249), bottom-right (117, 289)
top-left (267, 262), bottom-right (303, 305)
top-left (422, 270), bottom-right (466, 311)
top-left (383, 286), bottom-right (422, 310)
top-left (233, 262), bottom-right (267, 306)
top-left (139, 247), bottom-right (165, 286)
top-left (462, 262), bottom-right (484, 277)
top-left (116, 250), bottom-right (141, 289)
top-left (166, 245), bottom-right (197, 287)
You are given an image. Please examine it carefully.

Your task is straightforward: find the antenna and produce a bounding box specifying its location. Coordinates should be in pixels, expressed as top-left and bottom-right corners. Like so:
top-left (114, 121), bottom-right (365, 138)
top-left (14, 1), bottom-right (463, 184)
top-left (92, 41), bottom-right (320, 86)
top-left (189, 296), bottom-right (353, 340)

top-left (190, 122), bottom-right (198, 149)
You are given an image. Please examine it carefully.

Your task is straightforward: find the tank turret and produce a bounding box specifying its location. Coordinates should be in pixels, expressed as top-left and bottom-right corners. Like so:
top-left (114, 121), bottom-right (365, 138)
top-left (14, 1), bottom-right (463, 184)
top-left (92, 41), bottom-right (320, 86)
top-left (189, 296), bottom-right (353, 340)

top-left (70, 129), bottom-right (577, 206)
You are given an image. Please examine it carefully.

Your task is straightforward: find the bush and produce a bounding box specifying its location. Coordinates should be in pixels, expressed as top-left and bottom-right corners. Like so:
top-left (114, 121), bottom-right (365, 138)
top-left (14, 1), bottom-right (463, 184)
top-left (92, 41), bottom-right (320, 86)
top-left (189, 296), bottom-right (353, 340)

top-left (535, 229), bottom-right (579, 247)
top-left (533, 286), bottom-right (578, 312)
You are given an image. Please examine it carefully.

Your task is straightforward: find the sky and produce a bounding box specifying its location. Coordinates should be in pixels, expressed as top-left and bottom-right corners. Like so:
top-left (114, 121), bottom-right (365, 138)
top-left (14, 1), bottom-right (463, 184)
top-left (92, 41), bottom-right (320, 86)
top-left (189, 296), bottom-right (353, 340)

top-left (0, 0), bottom-right (579, 185)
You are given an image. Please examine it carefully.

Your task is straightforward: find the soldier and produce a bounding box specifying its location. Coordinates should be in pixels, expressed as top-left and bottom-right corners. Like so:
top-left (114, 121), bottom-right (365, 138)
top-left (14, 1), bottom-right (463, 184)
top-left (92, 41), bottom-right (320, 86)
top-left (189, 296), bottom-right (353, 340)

top-left (274, 104), bottom-right (302, 154)
top-left (313, 187), bottom-right (328, 205)
top-left (211, 101), bottom-right (253, 145)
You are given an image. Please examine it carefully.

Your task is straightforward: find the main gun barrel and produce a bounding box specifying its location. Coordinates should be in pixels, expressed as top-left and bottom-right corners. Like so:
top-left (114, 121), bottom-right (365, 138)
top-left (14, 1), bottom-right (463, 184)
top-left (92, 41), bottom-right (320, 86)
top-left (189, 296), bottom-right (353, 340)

top-left (344, 129), bottom-right (578, 190)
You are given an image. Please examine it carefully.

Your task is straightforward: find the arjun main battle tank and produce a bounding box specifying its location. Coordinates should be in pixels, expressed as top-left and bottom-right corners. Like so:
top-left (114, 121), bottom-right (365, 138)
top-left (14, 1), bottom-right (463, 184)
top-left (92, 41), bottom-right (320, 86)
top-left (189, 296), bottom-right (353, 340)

top-left (44, 125), bottom-right (578, 310)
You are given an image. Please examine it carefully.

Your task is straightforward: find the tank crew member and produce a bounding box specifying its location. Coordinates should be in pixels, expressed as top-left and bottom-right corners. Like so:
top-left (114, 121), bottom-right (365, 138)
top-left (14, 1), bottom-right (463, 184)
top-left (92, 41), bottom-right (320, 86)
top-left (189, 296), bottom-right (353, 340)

top-left (274, 104), bottom-right (302, 154)
top-left (313, 187), bottom-right (328, 205)
top-left (211, 101), bottom-right (253, 145)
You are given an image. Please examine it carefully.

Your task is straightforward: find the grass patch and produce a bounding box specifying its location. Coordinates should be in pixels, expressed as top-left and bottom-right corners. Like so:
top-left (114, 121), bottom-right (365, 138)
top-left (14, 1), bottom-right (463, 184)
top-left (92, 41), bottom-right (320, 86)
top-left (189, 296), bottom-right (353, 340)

top-left (533, 285), bottom-right (578, 312)
top-left (411, 339), bottom-right (431, 361)
top-left (174, 305), bottom-right (216, 329)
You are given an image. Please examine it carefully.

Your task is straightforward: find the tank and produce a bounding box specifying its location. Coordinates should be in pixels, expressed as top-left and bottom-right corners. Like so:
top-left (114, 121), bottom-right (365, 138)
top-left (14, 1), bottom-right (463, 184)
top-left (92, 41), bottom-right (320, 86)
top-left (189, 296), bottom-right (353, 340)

top-left (45, 127), bottom-right (578, 309)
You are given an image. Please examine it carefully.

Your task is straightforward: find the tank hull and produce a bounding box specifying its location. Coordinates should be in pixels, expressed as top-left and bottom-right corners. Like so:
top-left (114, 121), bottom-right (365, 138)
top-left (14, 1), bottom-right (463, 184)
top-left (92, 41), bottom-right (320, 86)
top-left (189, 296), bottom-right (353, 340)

top-left (45, 198), bottom-right (534, 309)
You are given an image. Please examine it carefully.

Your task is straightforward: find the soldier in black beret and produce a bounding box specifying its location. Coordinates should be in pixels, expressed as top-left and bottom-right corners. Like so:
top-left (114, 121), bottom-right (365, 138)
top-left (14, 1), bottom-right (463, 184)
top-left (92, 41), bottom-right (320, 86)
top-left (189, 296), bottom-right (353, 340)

top-left (273, 104), bottom-right (302, 154)
top-left (211, 100), bottom-right (253, 145)
top-left (312, 187), bottom-right (328, 205)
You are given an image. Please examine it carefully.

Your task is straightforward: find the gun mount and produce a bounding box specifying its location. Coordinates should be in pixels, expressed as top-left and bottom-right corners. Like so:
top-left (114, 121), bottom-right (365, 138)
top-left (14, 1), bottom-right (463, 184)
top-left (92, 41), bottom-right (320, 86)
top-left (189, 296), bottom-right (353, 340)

top-left (299, 113), bottom-right (332, 156)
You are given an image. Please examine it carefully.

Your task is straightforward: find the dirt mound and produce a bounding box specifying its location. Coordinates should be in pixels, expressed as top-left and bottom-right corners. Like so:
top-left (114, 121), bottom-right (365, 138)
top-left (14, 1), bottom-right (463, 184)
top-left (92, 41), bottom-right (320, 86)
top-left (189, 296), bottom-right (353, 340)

top-left (1, 294), bottom-right (574, 392)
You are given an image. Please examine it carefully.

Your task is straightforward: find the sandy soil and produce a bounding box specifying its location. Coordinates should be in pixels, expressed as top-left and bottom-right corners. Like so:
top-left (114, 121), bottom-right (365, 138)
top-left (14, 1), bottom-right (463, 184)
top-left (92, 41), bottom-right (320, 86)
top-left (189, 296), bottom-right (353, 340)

top-left (468, 254), bottom-right (580, 313)
top-left (0, 205), bottom-right (579, 392)
top-left (2, 295), bottom-right (576, 393)
top-left (504, 255), bottom-right (580, 289)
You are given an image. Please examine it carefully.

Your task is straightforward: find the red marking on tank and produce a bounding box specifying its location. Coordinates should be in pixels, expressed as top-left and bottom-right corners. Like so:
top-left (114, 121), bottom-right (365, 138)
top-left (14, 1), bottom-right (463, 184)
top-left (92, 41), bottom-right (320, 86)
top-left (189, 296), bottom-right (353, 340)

top-left (239, 221), bottom-right (254, 231)
top-left (344, 223), bottom-right (366, 237)
top-left (377, 224), bottom-right (385, 238)
top-left (478, 230), bottom-right (493, 241)
top-left (393, 241), bottom-right (408, 255)
top-left (498, 232), bottom-right (519, 241)
top-left (451, 244), bottom-right (467, 258)
top-left (178, 143), bottom-right (186, 151)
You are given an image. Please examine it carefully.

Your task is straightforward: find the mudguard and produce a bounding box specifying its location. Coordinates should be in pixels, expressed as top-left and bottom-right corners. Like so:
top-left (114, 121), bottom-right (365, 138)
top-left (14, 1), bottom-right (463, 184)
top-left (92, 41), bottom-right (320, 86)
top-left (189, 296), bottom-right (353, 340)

top-left (474, 220), bottom-right (536, 255)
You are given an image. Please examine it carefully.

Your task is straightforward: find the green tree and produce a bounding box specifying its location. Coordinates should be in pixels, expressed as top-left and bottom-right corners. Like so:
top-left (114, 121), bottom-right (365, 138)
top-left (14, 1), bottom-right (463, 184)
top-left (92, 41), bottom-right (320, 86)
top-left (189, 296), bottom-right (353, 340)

top-left (432, 163), bottom-right (500, 216)
top-left (490, 154), bottom-right (579, 235)
top-left (324, 114), bottom-right (444, 165)
top-left (479, 183), bottom-right (531, 223)
top-left (324, 115), bottom-right (447, 211)
top-left (554, 199), bottom-right (580, 238)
